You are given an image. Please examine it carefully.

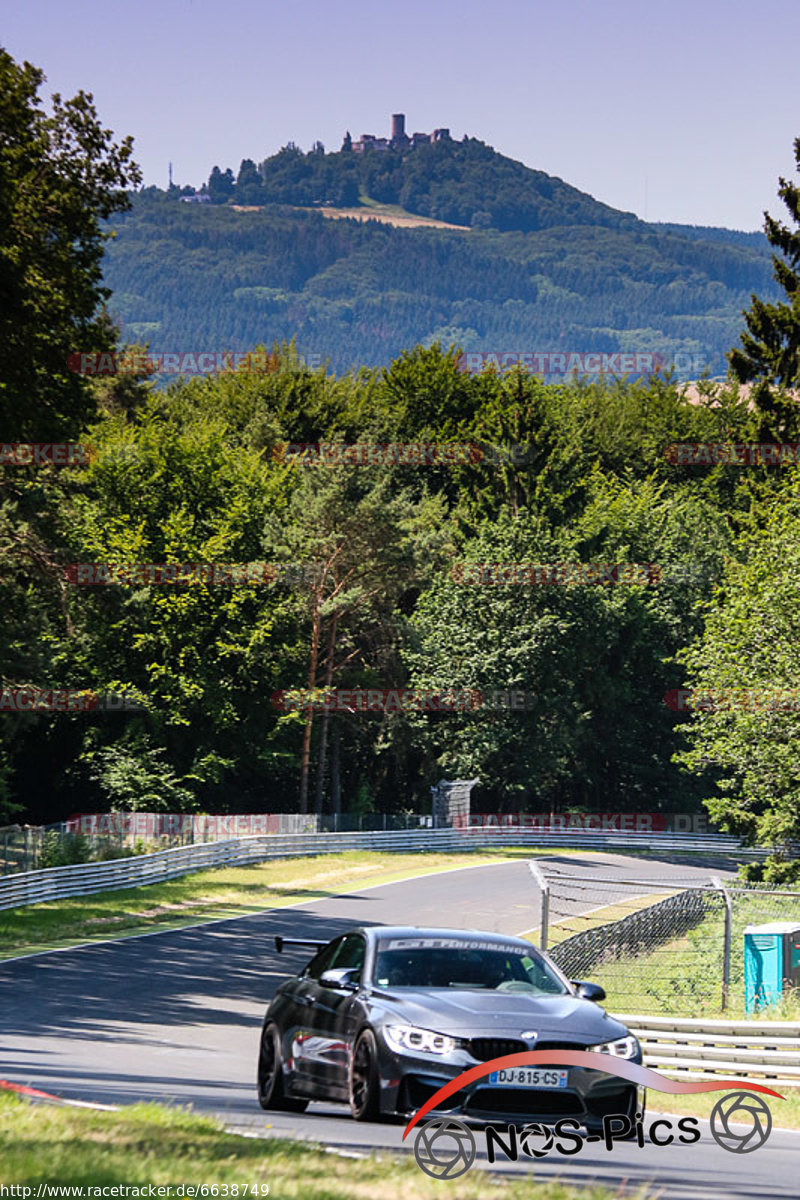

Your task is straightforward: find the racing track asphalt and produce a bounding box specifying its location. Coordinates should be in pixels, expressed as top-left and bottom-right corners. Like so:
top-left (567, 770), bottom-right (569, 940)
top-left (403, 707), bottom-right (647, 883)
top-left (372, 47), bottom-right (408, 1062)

top-left (1, 852), bottom-right (798, 1198)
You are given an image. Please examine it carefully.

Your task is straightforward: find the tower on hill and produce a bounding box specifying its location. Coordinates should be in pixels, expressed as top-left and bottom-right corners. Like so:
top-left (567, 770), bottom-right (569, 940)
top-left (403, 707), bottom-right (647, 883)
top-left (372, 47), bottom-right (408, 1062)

top-left (349, 114), bottom-right (445, 154)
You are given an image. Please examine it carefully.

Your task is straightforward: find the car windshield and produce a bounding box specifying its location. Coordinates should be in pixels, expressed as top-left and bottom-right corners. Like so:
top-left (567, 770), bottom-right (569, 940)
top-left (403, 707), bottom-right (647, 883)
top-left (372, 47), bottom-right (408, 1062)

top-left (372, 939), bottom-right (568, 994)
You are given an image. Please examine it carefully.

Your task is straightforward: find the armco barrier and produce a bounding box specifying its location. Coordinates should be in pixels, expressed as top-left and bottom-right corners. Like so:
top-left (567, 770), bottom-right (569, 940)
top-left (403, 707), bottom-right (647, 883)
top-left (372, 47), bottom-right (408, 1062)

top-left (0, 827), bottom-right (776, 912)
top-left (615, 1013), bottom-right (800, 1088)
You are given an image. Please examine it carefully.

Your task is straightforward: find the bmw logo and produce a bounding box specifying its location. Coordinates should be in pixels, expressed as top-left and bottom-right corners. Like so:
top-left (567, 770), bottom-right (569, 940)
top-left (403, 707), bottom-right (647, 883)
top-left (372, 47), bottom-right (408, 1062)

top-left (521, 1030), bottom-right (538, 1040)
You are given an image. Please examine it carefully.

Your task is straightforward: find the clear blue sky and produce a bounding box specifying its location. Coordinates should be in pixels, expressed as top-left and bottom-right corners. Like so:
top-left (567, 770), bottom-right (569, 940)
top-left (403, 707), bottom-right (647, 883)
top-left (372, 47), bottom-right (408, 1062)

top-left (3, 0), bottom-right (798, 230)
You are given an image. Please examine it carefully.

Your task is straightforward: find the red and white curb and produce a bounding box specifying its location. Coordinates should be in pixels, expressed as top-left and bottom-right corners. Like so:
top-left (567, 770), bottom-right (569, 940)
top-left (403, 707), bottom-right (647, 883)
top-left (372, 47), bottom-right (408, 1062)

top-left (1, 1079), bottom-right (119, 1111)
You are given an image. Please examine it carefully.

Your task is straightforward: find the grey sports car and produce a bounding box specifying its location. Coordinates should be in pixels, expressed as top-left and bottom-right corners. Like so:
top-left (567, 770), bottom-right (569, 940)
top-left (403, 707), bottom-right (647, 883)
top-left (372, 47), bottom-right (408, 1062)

top-left (257, 925), bottom-right (643, 1127)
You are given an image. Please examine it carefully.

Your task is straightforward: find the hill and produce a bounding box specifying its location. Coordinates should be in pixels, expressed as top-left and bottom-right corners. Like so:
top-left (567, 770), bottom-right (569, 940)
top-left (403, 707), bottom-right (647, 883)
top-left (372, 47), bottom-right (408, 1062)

top-left (207, 135), bottom-right (643, 235)
top-left (102, 200), bottom-right (773, 377)
top-left (100, 136), bottom-right (775, 377)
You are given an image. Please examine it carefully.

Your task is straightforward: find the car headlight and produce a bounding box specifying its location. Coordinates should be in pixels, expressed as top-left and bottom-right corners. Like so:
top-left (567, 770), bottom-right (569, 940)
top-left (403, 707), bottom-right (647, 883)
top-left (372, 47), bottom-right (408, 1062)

top-left (589, 1035), bottom-right (640, 1059)
top-left (384, 1024), bottom-right (459, 1056)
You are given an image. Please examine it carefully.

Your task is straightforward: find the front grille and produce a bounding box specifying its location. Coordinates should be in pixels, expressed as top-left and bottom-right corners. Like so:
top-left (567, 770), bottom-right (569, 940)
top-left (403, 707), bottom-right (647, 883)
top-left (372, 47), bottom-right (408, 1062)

top-left (467, 1037), bottom-right (527, 1061)
top-left (530, 1040), bottom-right (588, 1065)
top-left (467, 1088), bottom-right (584, 1117)
top-left (533, 1041), bottom-right (588, 1052)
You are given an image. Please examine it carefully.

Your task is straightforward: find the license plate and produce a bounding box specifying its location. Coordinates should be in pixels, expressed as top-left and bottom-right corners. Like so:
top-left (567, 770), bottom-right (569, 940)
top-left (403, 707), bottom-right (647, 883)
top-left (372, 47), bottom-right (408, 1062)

top-left (488, 1068), bottom-right (568, 1089)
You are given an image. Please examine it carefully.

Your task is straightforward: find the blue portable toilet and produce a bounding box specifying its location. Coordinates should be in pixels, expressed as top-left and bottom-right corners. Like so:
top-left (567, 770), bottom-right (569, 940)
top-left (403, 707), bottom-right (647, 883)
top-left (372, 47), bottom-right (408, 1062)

top-left (744, 922), bottom-right (800, 1013)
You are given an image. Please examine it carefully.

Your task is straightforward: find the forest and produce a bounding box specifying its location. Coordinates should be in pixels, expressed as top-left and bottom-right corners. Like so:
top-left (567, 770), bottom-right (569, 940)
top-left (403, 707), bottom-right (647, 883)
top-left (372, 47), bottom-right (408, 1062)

top-left (4, 343), bottom-right (799, 864)
top-left (103, 187), bottom-right (775, 379)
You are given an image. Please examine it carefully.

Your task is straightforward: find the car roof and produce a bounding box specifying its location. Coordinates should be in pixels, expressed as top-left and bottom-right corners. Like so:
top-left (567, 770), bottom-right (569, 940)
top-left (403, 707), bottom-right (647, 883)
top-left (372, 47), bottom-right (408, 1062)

top-left (355, 926), bottom-right (537, 949)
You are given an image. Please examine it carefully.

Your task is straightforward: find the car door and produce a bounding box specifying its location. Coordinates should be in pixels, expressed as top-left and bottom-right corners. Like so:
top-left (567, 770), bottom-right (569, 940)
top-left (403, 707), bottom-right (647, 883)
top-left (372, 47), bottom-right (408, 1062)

top-left (287, 937), bottom-right (343, 1092)
top-left (308, 933), bottom-right (367, 1096)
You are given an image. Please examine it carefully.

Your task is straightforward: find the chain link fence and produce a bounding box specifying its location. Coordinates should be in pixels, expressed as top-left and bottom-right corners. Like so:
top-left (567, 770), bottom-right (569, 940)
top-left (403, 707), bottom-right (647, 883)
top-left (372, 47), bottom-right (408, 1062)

top-left (0, 825), bottom-right (28, 874)
top-left (541, 867), bottom-right (800, 1017)
top-left (0, 823), bottom-right (200, 875)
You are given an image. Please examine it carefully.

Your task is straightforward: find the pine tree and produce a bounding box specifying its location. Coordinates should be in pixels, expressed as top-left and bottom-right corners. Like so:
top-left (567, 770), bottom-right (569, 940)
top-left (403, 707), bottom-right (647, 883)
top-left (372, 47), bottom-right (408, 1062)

top-left (729, 137), bottom-right (800, 438)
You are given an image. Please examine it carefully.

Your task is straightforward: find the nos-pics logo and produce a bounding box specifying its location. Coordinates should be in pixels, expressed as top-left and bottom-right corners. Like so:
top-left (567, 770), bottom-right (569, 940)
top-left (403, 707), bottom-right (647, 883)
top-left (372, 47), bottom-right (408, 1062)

top-left (413, 1095), bottom-right (772, 1180)
top-left (403, 1051), bottom-right (781, 1179)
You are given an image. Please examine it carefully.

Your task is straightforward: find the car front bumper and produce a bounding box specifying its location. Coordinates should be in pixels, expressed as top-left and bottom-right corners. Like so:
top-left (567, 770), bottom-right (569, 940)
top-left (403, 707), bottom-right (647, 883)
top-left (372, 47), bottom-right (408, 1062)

top-left (376, 1044), bottom-right (644, 1126)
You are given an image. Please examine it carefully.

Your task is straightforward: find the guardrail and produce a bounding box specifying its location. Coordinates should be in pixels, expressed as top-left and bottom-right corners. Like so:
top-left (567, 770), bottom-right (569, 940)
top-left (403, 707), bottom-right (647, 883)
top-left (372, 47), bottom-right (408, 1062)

top-left (616, 1013), bottom-right (800, 1088)
top-left (459, 830), bottom-right (772, 860)
top-left (0, 827), bottom-right (778, 913)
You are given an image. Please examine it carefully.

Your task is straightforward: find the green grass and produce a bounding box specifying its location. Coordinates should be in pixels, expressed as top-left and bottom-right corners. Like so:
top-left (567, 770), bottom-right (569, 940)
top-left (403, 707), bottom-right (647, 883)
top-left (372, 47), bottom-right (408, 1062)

top-left (0, 1093), bottom-right (628, 1198)
top-left (0, 846), bottom-right (574, 961)
top-left (585, 904), bottom-right (800, 1020)
top-left (647, 1089), bottom-right (800, 1129)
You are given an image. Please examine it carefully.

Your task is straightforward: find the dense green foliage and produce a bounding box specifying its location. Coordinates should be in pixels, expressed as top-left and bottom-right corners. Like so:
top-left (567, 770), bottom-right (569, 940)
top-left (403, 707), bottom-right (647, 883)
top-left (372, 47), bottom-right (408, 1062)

top-left (0, 48), bottom-right (140, 441)
top-left (0, 46), bottom-right (139, 823)
top-left (5, 336), bottom-right (798, 879)
top-left (675, 472), bottom-right (800, 881)
top-left (0, 341), bottom-right (770, 827)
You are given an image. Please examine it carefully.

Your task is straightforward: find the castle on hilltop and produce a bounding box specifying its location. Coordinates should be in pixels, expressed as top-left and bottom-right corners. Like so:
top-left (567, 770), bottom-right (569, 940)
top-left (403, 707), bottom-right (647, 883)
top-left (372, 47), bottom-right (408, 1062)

top-left (343, 114), bottom-right (450, 154)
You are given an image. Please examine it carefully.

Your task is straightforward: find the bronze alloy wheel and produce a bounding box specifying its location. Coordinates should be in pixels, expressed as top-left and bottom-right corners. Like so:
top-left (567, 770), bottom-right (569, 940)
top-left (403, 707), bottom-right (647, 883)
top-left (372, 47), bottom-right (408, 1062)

top-left (257, 1023), bottom-right (308, 1113)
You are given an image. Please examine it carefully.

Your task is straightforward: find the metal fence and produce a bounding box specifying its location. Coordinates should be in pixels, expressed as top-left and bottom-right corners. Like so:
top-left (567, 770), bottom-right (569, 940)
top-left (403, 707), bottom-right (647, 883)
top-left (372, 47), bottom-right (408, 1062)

top-left (614, 1013), bottom-right (800, 1087)
top-left (541, 866), bottom-right (800, 1016)
top-left (548, 887), bottom-right (714, 977)
top-left (0, 826), bottom-right (27, 875)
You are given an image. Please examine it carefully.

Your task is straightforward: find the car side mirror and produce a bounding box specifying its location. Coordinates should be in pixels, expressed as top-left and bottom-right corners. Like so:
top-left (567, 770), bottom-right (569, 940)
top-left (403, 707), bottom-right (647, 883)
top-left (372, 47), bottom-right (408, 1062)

top-left (572, 980), bottom-right (606, 1003)
top-left (319, 967), bottom-right (360, 991)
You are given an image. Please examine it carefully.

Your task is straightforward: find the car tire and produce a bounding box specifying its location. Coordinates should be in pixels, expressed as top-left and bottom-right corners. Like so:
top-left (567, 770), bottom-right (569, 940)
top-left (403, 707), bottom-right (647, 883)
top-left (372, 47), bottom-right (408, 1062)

top-left (349, 1028), bottom-right (382, 1121)
top-left (257, 1022), bottom-right (308, 1112)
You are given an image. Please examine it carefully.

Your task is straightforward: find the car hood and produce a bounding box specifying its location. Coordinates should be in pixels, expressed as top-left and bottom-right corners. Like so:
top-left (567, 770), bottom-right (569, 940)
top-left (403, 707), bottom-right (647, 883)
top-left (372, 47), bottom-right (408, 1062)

top-left (370, 988), bottom-right (629, 1041)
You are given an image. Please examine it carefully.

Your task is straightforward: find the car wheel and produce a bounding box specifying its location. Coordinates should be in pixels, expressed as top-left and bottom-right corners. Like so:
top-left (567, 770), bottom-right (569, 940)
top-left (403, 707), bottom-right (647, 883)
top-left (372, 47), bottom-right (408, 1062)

top-left (349, 1028), bottom-right (382, 1121)
top-left (257, 1022), bottom-right (308, 1112)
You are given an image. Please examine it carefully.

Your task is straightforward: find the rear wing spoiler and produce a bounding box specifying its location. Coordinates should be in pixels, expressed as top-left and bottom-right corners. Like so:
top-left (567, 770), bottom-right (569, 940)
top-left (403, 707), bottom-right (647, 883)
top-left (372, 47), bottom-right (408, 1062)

top-left (274, 936), bottom-right (329, 954)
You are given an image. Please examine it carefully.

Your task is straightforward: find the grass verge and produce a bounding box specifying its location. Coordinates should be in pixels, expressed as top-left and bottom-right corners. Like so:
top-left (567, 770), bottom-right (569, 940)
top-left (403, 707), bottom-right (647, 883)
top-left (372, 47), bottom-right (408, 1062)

top-left (586, 920), bottom-right (800, 1020)
top-left (647, 1088), bottom-right (800, 1129)
top-left (0, 1093), bottom-right (626, 1198)
top-left (537, 893), bottom-right (675, 942)
top-left (0, 846), bottom-right (572, 961)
